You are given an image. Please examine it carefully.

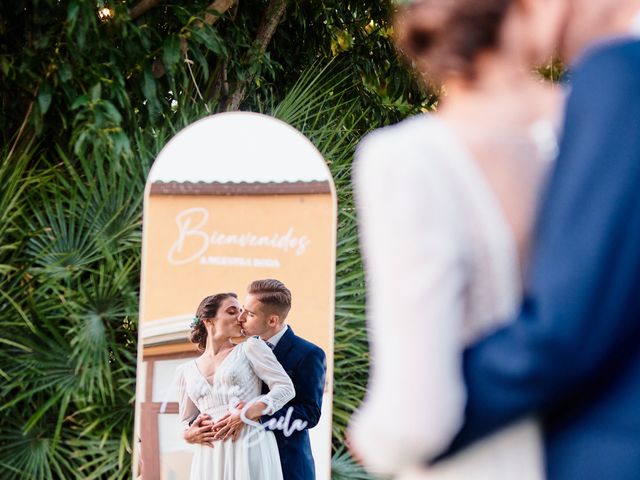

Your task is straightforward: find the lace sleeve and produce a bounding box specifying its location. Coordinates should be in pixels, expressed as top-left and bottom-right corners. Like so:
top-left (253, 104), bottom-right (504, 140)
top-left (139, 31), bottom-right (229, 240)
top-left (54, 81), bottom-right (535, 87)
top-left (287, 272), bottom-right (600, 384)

top-left (176, 364), bottom-right (199, 431)
top-left (348, 123), bottom-right (468, 474)
top-left (244, 337), bottom-right (295, 415)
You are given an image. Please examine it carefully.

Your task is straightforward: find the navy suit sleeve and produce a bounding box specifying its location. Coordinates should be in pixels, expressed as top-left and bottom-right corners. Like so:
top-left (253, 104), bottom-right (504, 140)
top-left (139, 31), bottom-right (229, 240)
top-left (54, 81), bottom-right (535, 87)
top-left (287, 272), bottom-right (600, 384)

top-left (263, 346), bottom-right (326, 429)
top-left (440, 43), bottom-right (640, 456)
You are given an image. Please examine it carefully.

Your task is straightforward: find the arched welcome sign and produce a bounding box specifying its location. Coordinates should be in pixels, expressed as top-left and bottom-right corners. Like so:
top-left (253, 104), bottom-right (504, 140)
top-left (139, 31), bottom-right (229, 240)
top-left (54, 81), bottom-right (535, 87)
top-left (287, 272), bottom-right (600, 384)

top-left (133, 112), bottom-right (336, 479)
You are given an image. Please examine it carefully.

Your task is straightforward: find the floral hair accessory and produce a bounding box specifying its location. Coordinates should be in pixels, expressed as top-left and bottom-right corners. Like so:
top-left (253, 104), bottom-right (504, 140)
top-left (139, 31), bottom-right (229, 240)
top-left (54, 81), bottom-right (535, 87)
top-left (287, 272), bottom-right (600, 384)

top-left (190, 315), bottom-right (202, 329)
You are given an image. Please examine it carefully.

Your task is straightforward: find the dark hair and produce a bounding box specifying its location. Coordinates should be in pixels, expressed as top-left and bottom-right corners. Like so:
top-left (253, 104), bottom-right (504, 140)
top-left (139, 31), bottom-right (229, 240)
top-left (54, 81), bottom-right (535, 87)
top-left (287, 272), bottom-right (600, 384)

top-left (394, 0), bottom-right (513, 83)
top-left (190, 293), bottom-right (238, 351)
top-left (248, 279), bottom-right (292, 320)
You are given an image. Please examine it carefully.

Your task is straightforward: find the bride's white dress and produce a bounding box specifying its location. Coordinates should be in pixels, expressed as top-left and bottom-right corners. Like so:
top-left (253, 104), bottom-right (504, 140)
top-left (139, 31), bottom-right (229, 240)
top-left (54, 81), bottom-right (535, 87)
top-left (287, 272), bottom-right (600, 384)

top-left (177, 337), bottom-right (295, 480)
top-left (350, 114), bottom-right (557, 479)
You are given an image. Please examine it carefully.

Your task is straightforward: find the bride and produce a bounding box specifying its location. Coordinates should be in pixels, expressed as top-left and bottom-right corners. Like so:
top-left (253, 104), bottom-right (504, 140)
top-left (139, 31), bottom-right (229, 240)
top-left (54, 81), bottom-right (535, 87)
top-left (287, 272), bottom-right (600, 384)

top-left (348, 0), bottom-right (569, 478)
top-left (177, 292), bottom-right (294, 480)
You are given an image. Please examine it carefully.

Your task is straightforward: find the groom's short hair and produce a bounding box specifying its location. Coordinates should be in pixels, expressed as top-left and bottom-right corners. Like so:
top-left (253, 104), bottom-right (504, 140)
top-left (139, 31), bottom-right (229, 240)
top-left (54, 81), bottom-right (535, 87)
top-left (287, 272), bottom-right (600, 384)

top-left (248, 279), bottom-right (292, 320)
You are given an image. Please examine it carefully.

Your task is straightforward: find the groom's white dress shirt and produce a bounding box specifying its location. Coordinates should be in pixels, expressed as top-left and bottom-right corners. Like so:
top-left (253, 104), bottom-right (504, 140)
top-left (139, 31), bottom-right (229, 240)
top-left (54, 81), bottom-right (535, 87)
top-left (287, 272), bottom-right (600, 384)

top-left (266, 324), bottom-right (288, 349)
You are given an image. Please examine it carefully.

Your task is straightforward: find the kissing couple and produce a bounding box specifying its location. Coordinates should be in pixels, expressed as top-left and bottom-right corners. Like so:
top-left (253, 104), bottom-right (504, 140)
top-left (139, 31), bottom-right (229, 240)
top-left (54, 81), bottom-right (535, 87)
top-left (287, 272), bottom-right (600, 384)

top-left (177, 279), bottom-right (326, 480)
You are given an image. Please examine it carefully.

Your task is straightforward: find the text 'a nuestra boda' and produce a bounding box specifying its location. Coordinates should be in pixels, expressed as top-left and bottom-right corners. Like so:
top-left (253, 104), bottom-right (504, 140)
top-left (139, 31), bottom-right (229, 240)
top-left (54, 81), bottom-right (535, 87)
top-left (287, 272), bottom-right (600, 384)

top-left (168, 208), bottom-right (312, 266)
top-left (198, 256), bottom-right (282, 268)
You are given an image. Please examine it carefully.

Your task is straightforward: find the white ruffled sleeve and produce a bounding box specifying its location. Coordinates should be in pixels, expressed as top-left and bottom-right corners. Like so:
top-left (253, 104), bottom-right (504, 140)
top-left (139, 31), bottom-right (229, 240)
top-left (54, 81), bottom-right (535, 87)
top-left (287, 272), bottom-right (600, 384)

top-left (176, 364), bottom-right (199, 431)
top-left (348, 122), bottom-right (468, 474)
top-left (244, 337), bottom-right (295, 414)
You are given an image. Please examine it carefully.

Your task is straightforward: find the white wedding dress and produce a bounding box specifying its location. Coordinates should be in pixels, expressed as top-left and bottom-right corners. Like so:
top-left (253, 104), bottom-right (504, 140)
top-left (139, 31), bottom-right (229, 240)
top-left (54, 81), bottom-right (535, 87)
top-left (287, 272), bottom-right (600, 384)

top-left (350, 114), bottom-right (557, 480)
top-left (177, 337), bottom-right (295, 480)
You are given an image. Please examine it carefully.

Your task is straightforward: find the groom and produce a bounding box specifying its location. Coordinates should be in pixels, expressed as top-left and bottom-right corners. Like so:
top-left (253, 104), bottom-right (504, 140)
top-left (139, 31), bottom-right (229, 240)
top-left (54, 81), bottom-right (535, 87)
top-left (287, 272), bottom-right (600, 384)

top-left (185, 279), bottom-right (326, 480)
top-left (433, 1), bottom-right (640, 479)
top-left (238, 279), bottom-right (326, 480)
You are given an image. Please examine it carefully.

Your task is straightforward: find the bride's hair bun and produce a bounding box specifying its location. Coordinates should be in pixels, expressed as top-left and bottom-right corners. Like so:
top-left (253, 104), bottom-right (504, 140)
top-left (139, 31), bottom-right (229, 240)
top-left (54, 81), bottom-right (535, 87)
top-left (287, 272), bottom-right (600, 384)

top-left (190, 292), bottom-right (238, 351)
top-left (394, 0), bottom-right (513, 83)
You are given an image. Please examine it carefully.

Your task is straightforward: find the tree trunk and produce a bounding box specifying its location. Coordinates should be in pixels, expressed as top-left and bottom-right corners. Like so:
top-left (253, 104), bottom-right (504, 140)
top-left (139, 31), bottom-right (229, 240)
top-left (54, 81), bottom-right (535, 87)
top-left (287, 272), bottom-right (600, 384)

top-left (197, 0), bottom-right (238, 28)
top-left (129, 0), bottom-right (162, 20)
top-left (225, 0), bottom-right (288, 111)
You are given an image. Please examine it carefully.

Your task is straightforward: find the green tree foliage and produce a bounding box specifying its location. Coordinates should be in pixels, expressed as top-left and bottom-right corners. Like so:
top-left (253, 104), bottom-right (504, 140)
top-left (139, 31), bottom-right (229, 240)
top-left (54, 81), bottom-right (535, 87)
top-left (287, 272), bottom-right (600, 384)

top-left (1, 1), bottom-right (432, 478)
top-left (1, 0), bottom-right (434, 149)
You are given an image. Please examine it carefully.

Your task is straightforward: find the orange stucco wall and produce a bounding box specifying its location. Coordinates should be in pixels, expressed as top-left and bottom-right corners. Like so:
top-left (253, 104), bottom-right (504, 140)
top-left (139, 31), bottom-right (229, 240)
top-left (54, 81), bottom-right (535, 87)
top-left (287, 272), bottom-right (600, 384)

top-left (139, 192), bottom-right (335, 355)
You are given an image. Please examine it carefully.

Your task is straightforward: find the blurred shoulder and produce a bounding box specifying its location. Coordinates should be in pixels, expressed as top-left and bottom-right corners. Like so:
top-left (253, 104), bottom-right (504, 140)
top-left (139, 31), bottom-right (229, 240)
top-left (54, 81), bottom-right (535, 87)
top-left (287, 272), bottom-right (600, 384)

top-left (353, 114), bottom-right (453, 193)
top-left (356, 114), bottom-right (436, 158)
top-left (354, 114), bottom-right (443, 178)
top-left (574, 38), bottom-right (640, 85)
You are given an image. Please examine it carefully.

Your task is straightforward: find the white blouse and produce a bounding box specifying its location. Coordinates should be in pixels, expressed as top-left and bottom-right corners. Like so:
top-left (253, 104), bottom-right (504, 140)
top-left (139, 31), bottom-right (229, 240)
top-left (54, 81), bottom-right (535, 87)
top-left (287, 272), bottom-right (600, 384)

top-left (177, 337), bottom-right (295, 430)
top-left (349, 115), bottom-right (546, 479)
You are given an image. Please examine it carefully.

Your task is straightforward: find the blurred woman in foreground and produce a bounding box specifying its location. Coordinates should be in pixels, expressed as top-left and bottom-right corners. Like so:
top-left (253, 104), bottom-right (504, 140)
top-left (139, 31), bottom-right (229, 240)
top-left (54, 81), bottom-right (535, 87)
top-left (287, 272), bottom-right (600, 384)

top-left (349, 0), bottom-right (569, 478)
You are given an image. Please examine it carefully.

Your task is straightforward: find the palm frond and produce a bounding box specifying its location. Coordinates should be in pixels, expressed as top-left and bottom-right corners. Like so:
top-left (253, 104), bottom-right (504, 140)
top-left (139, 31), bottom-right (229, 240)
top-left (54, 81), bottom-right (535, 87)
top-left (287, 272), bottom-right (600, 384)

top-left (331, 447), bottom-right (381, 480)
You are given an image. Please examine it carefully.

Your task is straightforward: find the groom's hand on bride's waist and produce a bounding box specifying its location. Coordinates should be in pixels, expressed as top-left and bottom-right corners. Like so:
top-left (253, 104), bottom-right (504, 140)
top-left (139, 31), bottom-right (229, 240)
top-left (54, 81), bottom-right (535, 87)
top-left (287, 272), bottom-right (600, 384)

top-left (183, 413), bottom-right (216, 447)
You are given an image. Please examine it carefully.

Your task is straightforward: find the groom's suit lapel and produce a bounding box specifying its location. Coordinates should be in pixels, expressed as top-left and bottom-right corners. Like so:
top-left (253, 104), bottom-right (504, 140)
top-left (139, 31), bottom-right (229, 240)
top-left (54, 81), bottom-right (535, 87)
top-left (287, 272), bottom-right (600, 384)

top-left (272, 326), bottom-right (296, 366)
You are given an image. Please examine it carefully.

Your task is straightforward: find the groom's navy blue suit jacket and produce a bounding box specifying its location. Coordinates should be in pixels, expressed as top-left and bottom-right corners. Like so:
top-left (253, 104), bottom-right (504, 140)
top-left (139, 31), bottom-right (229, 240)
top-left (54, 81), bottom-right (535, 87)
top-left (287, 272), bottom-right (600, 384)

top-left (437, 39), bottom-right (640, 479)
top-left (261, 326), bottom-right (326, 480)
